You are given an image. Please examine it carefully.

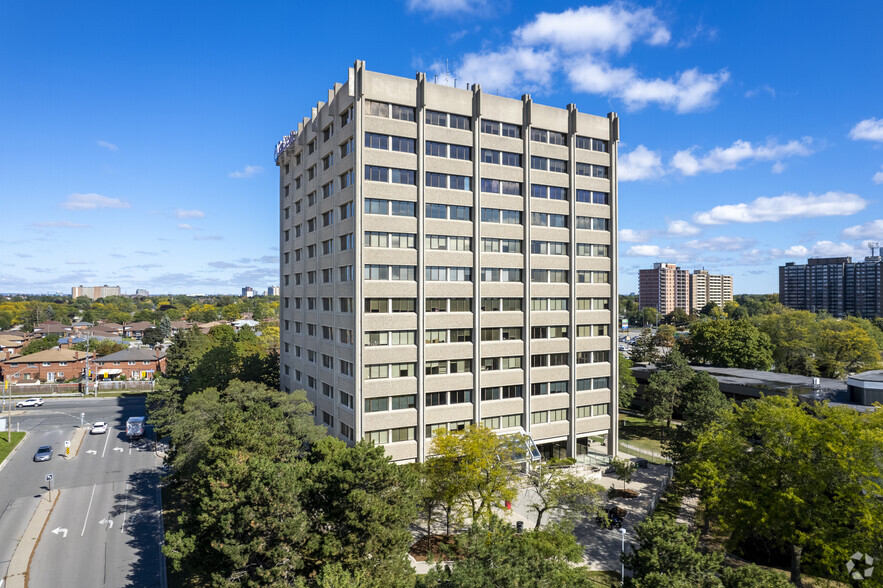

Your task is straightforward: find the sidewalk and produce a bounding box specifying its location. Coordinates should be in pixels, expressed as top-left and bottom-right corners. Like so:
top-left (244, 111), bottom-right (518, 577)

top-left (4, 490), bottom-right (59, 588)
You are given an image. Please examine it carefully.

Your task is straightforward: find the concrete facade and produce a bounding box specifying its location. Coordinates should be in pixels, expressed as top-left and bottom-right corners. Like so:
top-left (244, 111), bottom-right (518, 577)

top-left (276, 61), bottom-right (619, 462)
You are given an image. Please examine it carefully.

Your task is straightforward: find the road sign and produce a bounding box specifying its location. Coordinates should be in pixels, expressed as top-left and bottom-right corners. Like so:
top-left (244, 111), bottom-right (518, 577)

top-left (64, 440), bottom-right (71, 448)
top-left (45, 474), bottom-right (53, 482)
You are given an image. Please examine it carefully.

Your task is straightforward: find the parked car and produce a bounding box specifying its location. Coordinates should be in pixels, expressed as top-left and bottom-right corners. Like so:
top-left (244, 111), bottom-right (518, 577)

top-left (90, 421), bottom-right (108, 435)
top-left (33, 445), bottom-right (53, 462)
top-left (16, 398), bottom-right (44, 408)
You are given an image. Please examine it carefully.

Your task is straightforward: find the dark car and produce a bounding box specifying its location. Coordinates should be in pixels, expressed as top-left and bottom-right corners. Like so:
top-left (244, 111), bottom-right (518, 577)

top-left (33, 445), bottom-right (53, 462)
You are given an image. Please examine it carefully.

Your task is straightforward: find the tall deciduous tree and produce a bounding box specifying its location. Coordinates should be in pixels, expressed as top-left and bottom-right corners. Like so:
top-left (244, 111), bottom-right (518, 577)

top-left (619, 353), bottom-right (638, 408)
top-left (525, 461), bottom-right (605, 528)
top-left (427, 425), bottom-right (521, 523)
top-left (624, 517), bottom-right (724, 587)
top-left (682, 395), bottom-right (883, 586)
top-left (683, 319), bottom-right (773, 370)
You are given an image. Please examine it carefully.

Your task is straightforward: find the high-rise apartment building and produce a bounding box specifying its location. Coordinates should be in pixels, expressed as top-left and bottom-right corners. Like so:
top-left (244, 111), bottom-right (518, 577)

top-left (780, 256), bottom-right (883, 317)
top-left (639, 264), bottom-right (733, 314)
top-left (268, 285), bottom-right (281, 296)
top-left (638, 263), bottom-right (690, 315)
top-left (71, 285), bottom-right (121, 301)
top-left (276, 61), bottom-right (619, 463)
top-left (242, 286), bottom-right (255, 298)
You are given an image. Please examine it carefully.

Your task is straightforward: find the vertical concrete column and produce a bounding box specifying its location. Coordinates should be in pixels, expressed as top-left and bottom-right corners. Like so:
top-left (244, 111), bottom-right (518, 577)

top-left (472, 85), bottom-right (483, 430)
top-left (352, 60), bottom-right (365, 442)
top-left (416, 72), bottom-right (427, 461)
top-left (567, 104), bottom-right (578, 458)
top-left (607, 111), bottom-right (620, 457)
top-left (522, 94), bottom-right (533, 439)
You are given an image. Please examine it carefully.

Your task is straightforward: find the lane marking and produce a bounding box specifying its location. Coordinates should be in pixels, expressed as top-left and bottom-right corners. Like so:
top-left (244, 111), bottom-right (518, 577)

top-left (121, 482), bottom-right (129, 532)
top-left (80, 484), bottom-right (97, 537)
top-left (101, 430), bottom-right (111, 458)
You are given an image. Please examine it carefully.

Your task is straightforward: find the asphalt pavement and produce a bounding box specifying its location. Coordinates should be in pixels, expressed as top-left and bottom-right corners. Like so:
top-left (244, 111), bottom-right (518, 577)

top-left (0, 397), bottom-right (165, 587)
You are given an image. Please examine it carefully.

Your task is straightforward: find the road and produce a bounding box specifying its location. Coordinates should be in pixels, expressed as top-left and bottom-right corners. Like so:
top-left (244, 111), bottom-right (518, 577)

top-left (0, 397), bottom-right (165, 587)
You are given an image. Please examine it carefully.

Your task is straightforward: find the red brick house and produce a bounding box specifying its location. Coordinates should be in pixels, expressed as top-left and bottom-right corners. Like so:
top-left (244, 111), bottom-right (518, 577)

top-left (93, 348), bottom-right (166, 380)
top-left (0, 348), bottom-right (92, 383)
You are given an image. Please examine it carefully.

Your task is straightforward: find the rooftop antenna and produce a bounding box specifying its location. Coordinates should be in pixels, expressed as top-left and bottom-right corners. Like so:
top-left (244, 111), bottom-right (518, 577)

top-left (869, 242), bottom-right (880, 257)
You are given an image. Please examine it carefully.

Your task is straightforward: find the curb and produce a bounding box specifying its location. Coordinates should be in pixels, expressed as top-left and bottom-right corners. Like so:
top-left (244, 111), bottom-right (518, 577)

top-left (0, 431), bottom-right (29, 475)
top-left (4, 489), bottom-right (60, 588)
top-left (63, 427), bottom-right (88, 460)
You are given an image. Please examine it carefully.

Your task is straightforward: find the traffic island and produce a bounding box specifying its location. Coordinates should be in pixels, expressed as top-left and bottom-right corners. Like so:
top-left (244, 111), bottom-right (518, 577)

top-left (0, 431), bottom-right (28, 473)
top-left (4, 489), bottom-right (59, 588)
top-left (64, 427), bottom-right (88, 460)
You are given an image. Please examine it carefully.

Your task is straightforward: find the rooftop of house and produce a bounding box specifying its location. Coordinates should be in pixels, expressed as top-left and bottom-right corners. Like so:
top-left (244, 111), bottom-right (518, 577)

top-left (1, 348), bottom-right (92, 364)
top-left (95, 348), bottom-right (166, 362)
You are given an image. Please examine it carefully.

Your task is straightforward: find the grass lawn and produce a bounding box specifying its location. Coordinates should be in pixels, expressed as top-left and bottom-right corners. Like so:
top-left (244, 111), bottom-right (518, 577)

top-left (0, 431), bottom-right (27, 464)
top-left (618, 413), bottom-right (677, 463)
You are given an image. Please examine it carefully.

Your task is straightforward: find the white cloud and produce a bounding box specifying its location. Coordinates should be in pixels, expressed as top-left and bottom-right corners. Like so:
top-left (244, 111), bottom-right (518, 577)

top-left (567, 61), bottom-right (729, 113)
top-left (619, 229), bottom-right (651, 243)
top-left (810, 241), bottom-right (861, 257)
top-left (194, 235), bottom-right (223, 241)
top-left (65, 260), bottom-right (89, 265)
top-left (682, 236), bottom-right (754, 251)
top-left (670, 137), bottom-right (813, 175)
top-left (407, 0), bottom-right (487, 15)
top-left (177, 223), bottom-right (198, 230)
top-left (626, 245), bottom-right (671, 257)
top-left (619, 145), bottom-right (665, 181)
top-left (666, 220), bottom-right (700, 237)
top-left (96, 140), bottom-right (118, 151)
top-left (229, 165), bottom-right (264, 179)
top-left (515, 5), bottom-right (670, 54)
top-left (849, 118), bottom-right (883, 142)
top-left (771, 161), bottom-right (786, 174)
top-left (745, 85), bottom-right (776, 99)
top-left (842, 219), bottom-right (883, 240)
top-left (447, 3), bottom-right (725, 113)
top-left (873, 166), bottom-right (883, 184)
top-left (175, 209), bottom-right (205, 219)
top-left (61, 192), bottom-right (130, 210)
top-left (446, 47), bottom-right (557, 94)
top-left (693, 192), bottom-right (867, 225)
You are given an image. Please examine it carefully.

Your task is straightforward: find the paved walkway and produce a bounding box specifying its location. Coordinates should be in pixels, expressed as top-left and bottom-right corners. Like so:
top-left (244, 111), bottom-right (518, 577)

top-left (410, 457), bottom-right (673, 573)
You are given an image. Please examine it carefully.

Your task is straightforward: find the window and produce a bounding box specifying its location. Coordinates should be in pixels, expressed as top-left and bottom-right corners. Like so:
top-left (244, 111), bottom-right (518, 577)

top-left (481, 149), bottom-right (500, 164)
top-left (450, 144), bottom-right (471, 160)
top-left (339, 265), bottom-right (354, 281)
top-left (391, 298), bottom-right (416, 312)
top-left (449, 298), bottom-right (471, 312)
top-left (322, 239), bottom-right (333, 255)
top-left (391, 136), bottom-right (415, 153)
top-left (340, 360), bottom-right (354, 377)
top-left (391, 104), bottom-right (416, 121)
top-left (549, 408), bottom-right (568, 422)
top-left (339, 201), bottom-right (353, 219)
top-left (391, 395), bottom-right (416, 410)
top-left (391, 427), bottom-right (415, 442)
top-left (322, 154), bottom-right (333, 170)
top-left (340, 138), bottom-right (353, 158)
top-left (449, 114), bottom-right (470, 130)
top-left (425, 329), bottom-right (447, 344)
top-left (322, 297), bottom-right (333, 311)
top-left (450, 389), bottom-right (472, 404)
top-left (426, 361), bottom-right (447, 375)
top-left (365, 165), bottom-right (388, 182)
top-left (451, 328), bottom-right (472, 342)
top-left (426, 110), bottom-right (447, 126)
top-left (366, 430), bottom-right (389, 445)
top-left (365, 397), bottom-right (389, 413)
top-left (322, 268), bottom-right (333, 282)
top-left (339, 329), bottom-right (353, 344)
top-left (427, 392), bottom-right (447, 406)
top-left (366, 100), bottom-right (389, 117)
top-left (365, 365), bottom-right (389, 380)
top-left (391, 200), bottom-right (416, 216)
top-left (339, 233), bottom-right (353, 250)
top-left (426, 298), bottom-right (446, 312)
top-left (340, 422), bottom-right (354, 441)
top-left (365, 132), bottom-right (388, 149)
top-left (340, 391), bottom-right (354, 410)
top-left (391, 362), bottom-right (415, 377)
top-left (339, 107), bottom-right (352, 127)
top-left (322, 210), bottom-right (333, 226)
top-left (449, 359), bottom-right (472, 373)
top-left (576, 190), bottom-right (609, 205)
top-left (426, 173), bottom-right (447, 189)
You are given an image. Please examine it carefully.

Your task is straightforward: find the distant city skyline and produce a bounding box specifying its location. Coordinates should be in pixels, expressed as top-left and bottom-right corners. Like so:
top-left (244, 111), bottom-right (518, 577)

top-left (2, 1), bottom-right (882, 294)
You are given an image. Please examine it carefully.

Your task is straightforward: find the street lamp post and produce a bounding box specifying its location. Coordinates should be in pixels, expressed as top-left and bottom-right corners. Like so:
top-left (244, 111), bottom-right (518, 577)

top-left (620, 527), bottom-right (627, 586)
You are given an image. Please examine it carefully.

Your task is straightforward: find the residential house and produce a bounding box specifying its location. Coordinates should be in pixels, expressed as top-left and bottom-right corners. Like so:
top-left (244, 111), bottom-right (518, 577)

top-left (0, 348), bottom-right (92, 383)
top-left (93, 348), bottom-right (166, 380)
top-left (0, 333), bottom-right (25, 360)
top-left (123, 321), bottom-right (154, 339)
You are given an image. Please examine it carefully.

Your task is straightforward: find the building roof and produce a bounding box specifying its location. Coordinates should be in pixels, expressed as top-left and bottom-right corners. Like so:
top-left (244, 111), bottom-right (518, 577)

top-left (846, 370), bottom-right (883, 383)
top-left (0, 334), bottom-right (26, 347)
top-left (2, 348), bottom-right (92, 364)
top-left (97, 322), bottom-right (124, 330)
top-left (124, 321), bottom-right (153, 331)
top-left (95, 348), bottom-right (166, 362)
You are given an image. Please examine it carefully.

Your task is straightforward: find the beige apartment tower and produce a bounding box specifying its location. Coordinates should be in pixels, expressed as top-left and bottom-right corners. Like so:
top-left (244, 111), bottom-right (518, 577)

top-left (639, 263), bottom-right (733, 314)
top-left (276, 61), bottom-right (619, 463)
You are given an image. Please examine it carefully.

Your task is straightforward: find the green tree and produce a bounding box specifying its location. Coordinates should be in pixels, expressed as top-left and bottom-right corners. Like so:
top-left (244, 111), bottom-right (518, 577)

top-left (141, 326), bottom-right (164, 346)
top-left (654, 324), bottom-right (677, 348)
top-left (619, 353), bottom-right (637, 408)
top-left (630, 328), bottom-right (660, 363)
top-left (427, 425), bottom-right (521, 523)
top-left (683, 319), bottom-right (773, 370)
top-left (418, 516), bottom-right (596, 588)
top-left (610, 457), bottom-right (638, 491)
top-left (220, 304), bottom-right (241, 321)
top-left (663, 307), bottom-right (692, 328)
top-left (663, 371), bottom-right (730, 469)
top-left (644, 349), bottom-right (693, 429)
top-left (159, 315), bottom-right (172, 338)
top-left (682, 395), bottom-right (883, 585)
top-left (20, 334), bottom-right (60, 355)
top-left (302, 437), bottom-right (419, 586)
top-left (756, 311), bottom-right (818, 376)
top-left (814, 317), bottom-right (881, 378)
top-left (641, 306), bottom-right (660, 327)
top-left (525, 460), bottom-right (605, 528)
top-left (624, 517), bottom-right (724, 588)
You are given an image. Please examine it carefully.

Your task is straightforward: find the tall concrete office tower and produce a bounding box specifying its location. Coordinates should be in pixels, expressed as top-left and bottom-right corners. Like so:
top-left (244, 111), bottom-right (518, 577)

top-left (276, 61), bottom-right (619, 463)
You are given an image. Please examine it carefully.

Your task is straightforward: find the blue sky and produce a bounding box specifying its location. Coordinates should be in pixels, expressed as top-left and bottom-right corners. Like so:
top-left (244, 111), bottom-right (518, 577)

top-left (2, 1), bottom-right (882, 295)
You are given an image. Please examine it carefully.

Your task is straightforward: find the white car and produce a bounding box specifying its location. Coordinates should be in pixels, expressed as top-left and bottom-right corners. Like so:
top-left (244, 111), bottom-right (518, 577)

top-left (90, 421), bottom-right (108, 435)
top-left (16, 398), bottom-right (44, 408)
